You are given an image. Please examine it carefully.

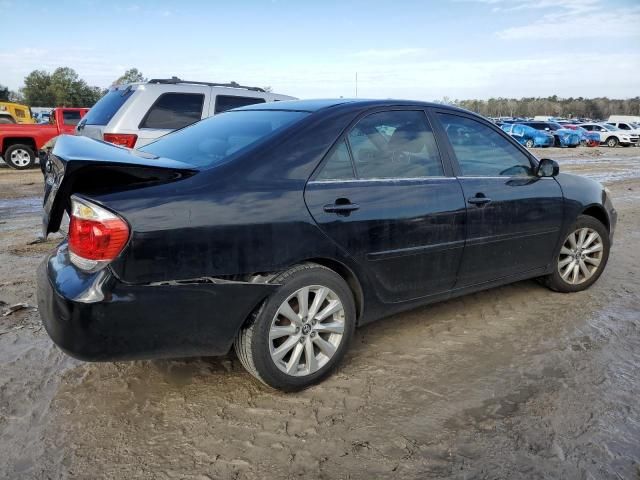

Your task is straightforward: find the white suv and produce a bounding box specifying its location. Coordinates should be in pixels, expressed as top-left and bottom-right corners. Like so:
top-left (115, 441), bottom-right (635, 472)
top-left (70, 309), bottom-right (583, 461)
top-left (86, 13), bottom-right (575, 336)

top-left (579, 123), bottom-right (639, 147)
top-left (76, 78), bottom-right (295, 148)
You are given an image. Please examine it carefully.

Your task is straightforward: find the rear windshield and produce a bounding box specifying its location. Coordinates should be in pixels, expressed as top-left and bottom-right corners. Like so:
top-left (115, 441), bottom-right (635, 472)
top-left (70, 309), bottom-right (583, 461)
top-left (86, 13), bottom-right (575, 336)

top-left (82, 88), bottom-right (134, 125)
top-left (139, 110), bottom-right (309, 167)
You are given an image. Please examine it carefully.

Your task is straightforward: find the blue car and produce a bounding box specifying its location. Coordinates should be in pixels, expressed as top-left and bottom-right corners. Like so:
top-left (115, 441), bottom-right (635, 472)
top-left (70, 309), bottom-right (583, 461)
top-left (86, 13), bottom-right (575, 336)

top-left (501, 123), bottom-right (554, 148)
top-left (522, 122), bottom-right (581, 148)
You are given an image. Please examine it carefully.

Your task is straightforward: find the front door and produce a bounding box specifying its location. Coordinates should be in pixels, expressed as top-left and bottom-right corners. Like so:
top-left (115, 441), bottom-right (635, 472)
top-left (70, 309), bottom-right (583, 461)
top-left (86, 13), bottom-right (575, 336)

top-left (433, 111), bottom-right (564, 287)
top-left (305, 109), bottom-right (467, 303)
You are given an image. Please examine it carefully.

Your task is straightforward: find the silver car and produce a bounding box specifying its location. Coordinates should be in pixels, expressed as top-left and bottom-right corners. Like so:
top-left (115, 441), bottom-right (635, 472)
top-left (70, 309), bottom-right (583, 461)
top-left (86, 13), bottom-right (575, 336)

top-left (76, 78), bottom-right (295, 148)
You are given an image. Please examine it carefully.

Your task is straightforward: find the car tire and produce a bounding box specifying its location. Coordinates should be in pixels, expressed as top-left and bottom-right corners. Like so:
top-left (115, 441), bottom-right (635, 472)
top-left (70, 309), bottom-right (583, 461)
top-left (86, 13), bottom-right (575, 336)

top-left (4, 144), bottom-right (36, 170)
top-left (234, 263), bottom-right (356, 391)
top-left (541, 215), bottom-right (610, 293)
top-left (0, 117), bottom-right (14, 124)
top-left (525, 139), bottom-right (534, 148)
top-left (606, 137), bottom-right (618, 148)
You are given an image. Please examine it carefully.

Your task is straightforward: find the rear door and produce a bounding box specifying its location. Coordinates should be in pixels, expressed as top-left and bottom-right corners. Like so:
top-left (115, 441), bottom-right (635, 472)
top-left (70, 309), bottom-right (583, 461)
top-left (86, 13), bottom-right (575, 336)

top-left (304, 108), bottom-right (467, 303)
top-left (432, 110), bottom-right (564, 286)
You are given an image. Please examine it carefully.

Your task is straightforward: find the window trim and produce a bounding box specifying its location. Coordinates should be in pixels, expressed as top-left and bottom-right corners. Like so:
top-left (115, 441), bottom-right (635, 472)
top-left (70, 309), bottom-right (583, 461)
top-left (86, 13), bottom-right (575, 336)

top-left (138, 92), bottom-right (205, 130)
top-left (430, 108), bottom-right (537, 178)
top-left (214, 94), bottom-right (266, 114)
top-left (312, 108), bottom-right (448, 182)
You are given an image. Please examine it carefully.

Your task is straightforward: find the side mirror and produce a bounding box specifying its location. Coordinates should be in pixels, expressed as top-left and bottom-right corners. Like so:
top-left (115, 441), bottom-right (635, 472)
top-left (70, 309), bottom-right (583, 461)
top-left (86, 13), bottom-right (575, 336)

top-left (537, 158), bottom-right (559, 177)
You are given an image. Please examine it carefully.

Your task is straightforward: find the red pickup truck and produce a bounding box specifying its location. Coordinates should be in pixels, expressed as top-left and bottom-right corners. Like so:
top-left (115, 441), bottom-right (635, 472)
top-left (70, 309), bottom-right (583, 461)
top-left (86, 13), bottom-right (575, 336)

top-left (0, 107), bottom-right (89, 169)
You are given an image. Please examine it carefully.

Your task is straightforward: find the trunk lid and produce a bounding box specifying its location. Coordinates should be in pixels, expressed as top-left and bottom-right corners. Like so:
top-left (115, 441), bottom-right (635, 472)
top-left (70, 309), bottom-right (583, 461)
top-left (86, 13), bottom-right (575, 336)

top-left (43, 135), bottom-right (197, 236)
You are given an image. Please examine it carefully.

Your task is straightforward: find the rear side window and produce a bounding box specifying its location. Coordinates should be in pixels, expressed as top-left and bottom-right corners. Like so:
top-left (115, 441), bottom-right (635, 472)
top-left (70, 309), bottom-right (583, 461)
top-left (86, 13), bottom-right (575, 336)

top-left (139, 110), bottom-right (308, 168)
top-left (82, 88), bottom-right (134, 125)
top-left (316, 140), bottom-right (355, 180)
top-left (62, 110), bottom-right (81, 125)
top-left (215, 95), bottom-right (266, 114)
top-left (15, 109), bottom-right (26, 118)
top-left (140, 93), bottom-right (204, 130)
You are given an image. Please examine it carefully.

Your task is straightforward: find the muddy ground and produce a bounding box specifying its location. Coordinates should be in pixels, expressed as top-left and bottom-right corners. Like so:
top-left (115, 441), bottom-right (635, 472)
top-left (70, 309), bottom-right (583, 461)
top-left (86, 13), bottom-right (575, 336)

top-left (0, 148), bottom-right (639, 479)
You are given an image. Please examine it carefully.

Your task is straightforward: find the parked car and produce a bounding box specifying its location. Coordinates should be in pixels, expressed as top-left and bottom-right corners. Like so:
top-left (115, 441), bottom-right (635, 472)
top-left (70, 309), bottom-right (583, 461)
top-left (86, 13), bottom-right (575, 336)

top-left (521, 121), bottom-right (581, 147)
top-left (561, 124), bottom-right (600, 147)
top-left (38, 99), bottom-right (616, 391)
top-left (500, 123), bottom-right (554, 148)
top-left (579, 123), bottom-right (639, 147)
top-left (0, 101), bottom-right (35, 124)
top-left (75, 77), bottom-right (295, 149)
top-left (606, 121), bottom-right (640, 138)
top-left (0, 107), bottom-right (89, 169)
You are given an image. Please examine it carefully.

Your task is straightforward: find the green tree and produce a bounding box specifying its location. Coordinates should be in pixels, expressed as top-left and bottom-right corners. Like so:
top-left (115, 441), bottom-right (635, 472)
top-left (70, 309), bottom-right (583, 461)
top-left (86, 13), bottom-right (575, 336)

top-left (113, 68), bottom-right (146, 86)
top-left (22, 70), bottom-right (54, 106)
top-left (20, 67), bottom-right (105, 107)
top-left (0, 84), bottom-right (9, 101)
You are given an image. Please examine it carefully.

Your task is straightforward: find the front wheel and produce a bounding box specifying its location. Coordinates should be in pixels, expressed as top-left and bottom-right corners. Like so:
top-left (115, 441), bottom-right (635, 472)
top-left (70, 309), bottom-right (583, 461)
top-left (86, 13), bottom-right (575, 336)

top-left (525, 139), bottom-right (535, 148)
top-left (235, 263), bottom-right (356, 391)
top-left (606, 137), bottom-right (618, 148)
top-left (4, 144), bottom-right (36, 170)
top-left (541, 215), bottom-right (610, 293)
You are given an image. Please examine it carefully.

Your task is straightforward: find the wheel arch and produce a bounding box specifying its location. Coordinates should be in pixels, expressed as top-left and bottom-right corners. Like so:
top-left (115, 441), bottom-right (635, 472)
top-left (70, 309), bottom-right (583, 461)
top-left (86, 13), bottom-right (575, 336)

top-left (2, 137), bottom-right (37, 154)
top-left (303, 257), bottom-right (365, 324)
top-left (581, 204), bottom-right (610, 232)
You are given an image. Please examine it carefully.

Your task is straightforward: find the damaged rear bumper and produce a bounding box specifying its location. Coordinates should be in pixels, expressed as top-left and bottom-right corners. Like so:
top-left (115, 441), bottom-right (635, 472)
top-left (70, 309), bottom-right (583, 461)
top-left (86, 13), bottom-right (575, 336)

top-left (37, 244), bottom-right (277, 361)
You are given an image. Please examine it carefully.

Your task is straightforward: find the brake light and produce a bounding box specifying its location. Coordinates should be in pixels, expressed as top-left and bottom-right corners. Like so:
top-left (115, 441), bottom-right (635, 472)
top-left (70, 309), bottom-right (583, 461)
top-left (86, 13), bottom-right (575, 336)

top-left (103, 133), bottom-right (138, 148)
top-left (68, 197), bottom-right (130, 271)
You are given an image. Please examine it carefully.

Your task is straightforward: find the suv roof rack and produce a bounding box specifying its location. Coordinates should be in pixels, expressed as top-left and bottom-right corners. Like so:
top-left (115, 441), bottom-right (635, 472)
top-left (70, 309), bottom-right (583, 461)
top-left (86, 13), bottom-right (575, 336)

top-left (147, 77), bottom-right (265, 92)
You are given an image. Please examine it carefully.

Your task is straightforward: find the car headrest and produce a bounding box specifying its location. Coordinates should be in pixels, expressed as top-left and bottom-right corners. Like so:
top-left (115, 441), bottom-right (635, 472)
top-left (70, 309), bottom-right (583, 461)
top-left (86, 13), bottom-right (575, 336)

top-left (388, 125), bottom-right (425, 153)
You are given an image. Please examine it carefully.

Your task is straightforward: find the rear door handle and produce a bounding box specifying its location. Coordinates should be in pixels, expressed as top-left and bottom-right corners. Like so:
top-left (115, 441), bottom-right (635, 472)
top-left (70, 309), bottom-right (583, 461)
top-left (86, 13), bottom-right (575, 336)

top-left (467, 196), bottom-right (491, 206)
top-left (323, 199), bottom-right (360, 215)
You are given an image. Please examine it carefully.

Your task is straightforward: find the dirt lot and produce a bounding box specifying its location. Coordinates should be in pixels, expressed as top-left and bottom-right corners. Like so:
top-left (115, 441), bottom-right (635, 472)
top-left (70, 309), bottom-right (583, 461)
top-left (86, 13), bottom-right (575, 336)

top-left (1, 148), bottom-right (639, 479)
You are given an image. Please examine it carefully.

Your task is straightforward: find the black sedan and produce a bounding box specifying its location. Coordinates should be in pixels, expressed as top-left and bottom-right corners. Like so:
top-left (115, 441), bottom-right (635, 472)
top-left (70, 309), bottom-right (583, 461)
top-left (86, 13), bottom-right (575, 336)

top-left (37, 99), bottom-right (616, 391)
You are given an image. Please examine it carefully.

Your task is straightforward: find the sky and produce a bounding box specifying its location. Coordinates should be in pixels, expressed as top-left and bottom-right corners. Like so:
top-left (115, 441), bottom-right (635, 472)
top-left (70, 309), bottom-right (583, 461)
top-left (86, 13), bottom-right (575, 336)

top-left (0, 0), bottom-right (639, 100)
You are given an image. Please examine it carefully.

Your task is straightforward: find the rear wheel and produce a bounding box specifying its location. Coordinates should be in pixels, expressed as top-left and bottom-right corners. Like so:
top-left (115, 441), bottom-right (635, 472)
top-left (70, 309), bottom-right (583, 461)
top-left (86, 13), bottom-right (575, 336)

top-left (606, 136), bottom-right (618, 148)
top-left (235, 263), bottom-right (356, 391)
top-left (541, 215), bottom-right (610, 293)
top-left (4, 144), bottom-right (36, 170)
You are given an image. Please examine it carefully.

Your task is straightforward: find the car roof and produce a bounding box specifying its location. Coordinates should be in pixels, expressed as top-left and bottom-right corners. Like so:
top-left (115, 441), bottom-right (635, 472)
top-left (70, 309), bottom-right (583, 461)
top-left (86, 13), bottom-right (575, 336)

top-left (233, 98), bottom-right (455, 113)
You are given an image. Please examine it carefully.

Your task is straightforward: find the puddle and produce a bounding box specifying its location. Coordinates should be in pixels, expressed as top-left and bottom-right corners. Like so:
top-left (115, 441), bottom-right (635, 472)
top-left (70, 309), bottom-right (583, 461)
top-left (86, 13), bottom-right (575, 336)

top-left (0, 197), bottom-right (42, 220)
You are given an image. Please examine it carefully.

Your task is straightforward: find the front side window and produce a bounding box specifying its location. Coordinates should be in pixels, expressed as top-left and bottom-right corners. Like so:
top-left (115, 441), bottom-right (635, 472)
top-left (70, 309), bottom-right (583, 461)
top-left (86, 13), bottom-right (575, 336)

top-left (15, 108), bottom-right (25, 118)
top-left (437, 113), bottom-right (533, 177)
top-left (140, 93), bottom-right (204, 130)
top-left (139, 110), bottom-right (308, 168)
top-left (346, 110), bottom-right (444, 179)
top-left (62, 110), bottom-right (82, 125)
top-left (214, 95), bottom-right (266, 114)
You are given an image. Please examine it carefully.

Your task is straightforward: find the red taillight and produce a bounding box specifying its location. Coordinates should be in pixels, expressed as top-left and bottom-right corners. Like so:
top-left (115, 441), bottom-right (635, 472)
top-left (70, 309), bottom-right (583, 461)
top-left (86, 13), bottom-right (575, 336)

top-left (103, 133), bottom-right (138, 148)
top-left (68, 197), bottom-right (130, 271)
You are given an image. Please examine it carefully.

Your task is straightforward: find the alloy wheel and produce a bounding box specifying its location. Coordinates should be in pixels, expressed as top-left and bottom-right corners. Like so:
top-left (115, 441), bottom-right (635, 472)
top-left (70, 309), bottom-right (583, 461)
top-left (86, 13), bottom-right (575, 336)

top-left (269, 285), bottom-right (345, 376)
top-left (10, 149), bottom-right (32, 167)
top-left (557, 227), bottom-right (603, 285)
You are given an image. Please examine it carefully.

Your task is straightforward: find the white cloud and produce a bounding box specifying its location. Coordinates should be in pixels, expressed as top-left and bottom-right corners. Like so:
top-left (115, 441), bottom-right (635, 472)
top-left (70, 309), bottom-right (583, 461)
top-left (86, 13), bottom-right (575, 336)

top-left (461, 0), bottom-right (640, 40)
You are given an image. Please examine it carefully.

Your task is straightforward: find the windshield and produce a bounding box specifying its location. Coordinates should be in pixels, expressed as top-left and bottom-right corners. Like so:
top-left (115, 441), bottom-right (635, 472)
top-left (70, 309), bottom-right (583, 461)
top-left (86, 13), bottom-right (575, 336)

top-left (139, 110), bottom-right (309, 167)
top-left (601, 124), bottom-right (617, 131)
top-left (82, 87), bottom-right (134, 125)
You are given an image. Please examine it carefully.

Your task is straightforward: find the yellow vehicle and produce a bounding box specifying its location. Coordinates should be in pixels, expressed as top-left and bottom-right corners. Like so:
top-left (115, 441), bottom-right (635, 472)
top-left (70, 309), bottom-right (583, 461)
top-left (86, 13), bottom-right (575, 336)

top-left (0, 102), bottom-right (35, 124)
